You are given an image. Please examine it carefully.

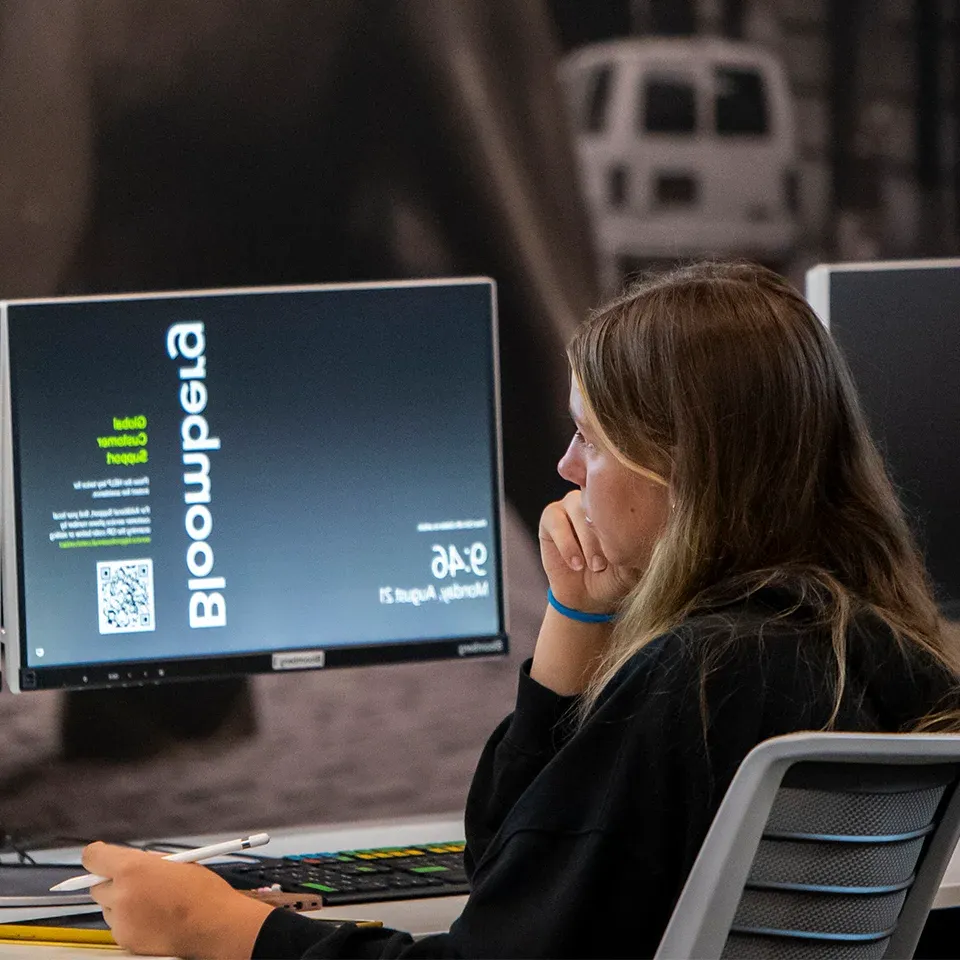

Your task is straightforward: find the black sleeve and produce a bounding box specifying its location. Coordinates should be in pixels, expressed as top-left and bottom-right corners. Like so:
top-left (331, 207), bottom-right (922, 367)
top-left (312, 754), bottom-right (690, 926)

top-left (252, 911), bottom-right (459, 959)
top-left (442, 638), bottom-right (714, 959)
top-left (443, 627), bottom-right (842, 959)
top-left (463, 659), bottom-right (578, 875)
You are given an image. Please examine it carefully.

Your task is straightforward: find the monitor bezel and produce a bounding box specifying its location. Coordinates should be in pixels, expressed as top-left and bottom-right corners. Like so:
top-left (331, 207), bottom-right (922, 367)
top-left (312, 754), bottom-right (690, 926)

top-left (805, 256), bottom-right (960, 330)
top-left (1, 278), bottom-right (508, 692)
top-left (805, 257), bottom-right (960, 621)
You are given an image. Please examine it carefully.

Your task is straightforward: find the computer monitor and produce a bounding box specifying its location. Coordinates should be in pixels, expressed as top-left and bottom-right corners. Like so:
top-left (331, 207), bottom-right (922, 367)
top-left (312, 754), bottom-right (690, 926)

top-left (806, 259), bottom-right (960, 620)
top-left (0, 279), bottom-right (506, 692)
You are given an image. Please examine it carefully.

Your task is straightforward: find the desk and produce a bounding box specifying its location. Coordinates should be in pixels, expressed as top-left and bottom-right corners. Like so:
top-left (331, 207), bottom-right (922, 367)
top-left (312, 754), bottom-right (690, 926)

top-left (0, 815), bottom-right (468, 959)
top-left (6, 812), bottom-right (960, 957)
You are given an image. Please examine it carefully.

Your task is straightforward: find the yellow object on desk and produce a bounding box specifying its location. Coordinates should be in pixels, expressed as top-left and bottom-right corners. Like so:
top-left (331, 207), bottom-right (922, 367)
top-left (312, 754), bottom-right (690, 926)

top-left (0, 923), bottom-right (118, 947)
top-left (0, 904), bottom-right (382, 951)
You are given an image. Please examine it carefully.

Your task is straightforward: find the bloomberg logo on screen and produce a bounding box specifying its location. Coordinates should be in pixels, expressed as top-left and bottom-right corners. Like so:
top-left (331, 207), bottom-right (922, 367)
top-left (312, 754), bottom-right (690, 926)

top-left (166, 321), bottom-right (226, 629)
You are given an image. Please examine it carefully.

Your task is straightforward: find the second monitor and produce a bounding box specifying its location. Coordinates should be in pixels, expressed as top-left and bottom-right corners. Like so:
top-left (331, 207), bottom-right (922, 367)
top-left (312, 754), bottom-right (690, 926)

top-left (806, 259), bottom-right (960, 620)
top-left (1, 278), bottom-right (506, 692)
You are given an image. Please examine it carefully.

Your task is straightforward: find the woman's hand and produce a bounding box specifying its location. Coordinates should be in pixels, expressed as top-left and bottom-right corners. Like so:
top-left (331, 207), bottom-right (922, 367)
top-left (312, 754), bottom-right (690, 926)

top-left (82, 841), bottom-right (274, 959)
top-left (532, 491), bottom-right (638, 696)
top-left (538, 490), bottom-right (635, 613)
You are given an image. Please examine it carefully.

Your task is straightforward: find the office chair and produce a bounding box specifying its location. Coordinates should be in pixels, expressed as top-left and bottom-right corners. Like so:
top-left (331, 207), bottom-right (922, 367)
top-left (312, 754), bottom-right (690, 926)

top-left (654, 732), bottom-right (960, 959)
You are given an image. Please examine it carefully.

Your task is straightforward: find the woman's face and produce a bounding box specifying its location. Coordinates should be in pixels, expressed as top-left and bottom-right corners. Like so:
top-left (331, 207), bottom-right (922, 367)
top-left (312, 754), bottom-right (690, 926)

top-left (557, 379), bottom-right (671, 569)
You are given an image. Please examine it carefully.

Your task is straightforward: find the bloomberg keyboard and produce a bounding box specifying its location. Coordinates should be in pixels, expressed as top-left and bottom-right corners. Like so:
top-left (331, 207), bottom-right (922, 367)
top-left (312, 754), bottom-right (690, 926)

top-left (208, 841), bottom-right (469, 905)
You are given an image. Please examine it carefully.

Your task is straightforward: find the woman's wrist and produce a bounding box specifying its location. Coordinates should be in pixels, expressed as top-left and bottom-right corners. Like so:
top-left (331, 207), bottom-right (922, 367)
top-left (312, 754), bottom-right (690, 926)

top-left (530, 603), bottom-right (614, 696)
top-left (190, 891), bottom-right (273, 960)
top-left (546, 587), bottom-right (616, 623)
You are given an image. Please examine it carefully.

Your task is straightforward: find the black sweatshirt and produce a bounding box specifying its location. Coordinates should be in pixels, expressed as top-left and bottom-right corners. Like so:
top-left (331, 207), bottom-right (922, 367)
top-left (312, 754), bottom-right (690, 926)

top-left (253, 588), bottom-right (957, 959)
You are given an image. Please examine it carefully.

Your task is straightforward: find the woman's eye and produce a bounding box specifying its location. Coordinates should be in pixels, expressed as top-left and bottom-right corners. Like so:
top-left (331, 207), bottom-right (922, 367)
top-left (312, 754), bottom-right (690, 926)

top-left (573, 429), bottom-right (594, 450)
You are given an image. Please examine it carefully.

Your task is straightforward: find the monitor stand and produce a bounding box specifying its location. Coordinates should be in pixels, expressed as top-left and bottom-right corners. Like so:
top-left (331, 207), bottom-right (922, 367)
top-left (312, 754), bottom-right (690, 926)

top-left (59, 679), bottom-right (256, 761)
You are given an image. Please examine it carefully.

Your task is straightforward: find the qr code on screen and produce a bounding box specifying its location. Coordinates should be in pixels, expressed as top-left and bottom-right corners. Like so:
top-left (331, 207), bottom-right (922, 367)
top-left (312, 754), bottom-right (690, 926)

top-left (97, 559), bottom-right (156, 634)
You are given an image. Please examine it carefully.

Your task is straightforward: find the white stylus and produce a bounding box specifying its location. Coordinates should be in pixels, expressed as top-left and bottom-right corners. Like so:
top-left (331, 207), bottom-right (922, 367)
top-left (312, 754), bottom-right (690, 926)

top-left (49, 832), bottom-right (271, 892)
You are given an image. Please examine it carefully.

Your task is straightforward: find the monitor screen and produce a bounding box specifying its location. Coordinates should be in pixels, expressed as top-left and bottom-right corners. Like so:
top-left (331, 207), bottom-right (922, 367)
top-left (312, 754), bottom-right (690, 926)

top-left (0, 279), bottom-right (506, 692)
top-left (806, 259), bottom-right (960, 619)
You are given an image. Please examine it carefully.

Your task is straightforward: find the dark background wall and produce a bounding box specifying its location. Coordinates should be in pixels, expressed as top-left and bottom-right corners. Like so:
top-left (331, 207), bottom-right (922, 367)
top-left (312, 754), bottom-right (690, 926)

top-left (0, 0), bottom-right (958, 844)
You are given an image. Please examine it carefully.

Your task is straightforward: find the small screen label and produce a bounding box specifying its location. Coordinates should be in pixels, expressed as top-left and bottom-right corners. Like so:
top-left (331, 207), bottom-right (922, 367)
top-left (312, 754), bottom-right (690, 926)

top-left (272, 650), bottom-right (326, 671)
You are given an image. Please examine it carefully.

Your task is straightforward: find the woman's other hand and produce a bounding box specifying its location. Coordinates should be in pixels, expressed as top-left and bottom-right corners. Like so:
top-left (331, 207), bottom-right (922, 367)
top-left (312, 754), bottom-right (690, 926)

top-left (83, 841), bottom-right (273, 959)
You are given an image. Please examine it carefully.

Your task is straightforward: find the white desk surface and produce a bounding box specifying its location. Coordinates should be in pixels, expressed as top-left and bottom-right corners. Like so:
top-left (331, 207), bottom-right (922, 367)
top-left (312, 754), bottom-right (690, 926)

top-left (5, 812), bottom-right (960, 958)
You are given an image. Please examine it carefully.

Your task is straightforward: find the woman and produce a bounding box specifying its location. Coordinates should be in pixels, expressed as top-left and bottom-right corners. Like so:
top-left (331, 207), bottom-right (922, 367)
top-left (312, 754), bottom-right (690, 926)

top-left (82, 261), bottom-right (960, 958)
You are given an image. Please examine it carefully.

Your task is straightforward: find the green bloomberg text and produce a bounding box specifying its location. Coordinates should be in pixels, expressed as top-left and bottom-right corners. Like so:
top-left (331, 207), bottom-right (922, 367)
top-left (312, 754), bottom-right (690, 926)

top-left (59, 536), bottom-right (152, 549)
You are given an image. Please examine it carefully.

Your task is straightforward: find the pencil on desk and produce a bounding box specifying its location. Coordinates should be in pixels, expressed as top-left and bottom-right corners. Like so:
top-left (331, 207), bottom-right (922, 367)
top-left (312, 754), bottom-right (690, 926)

top-left (0, 923), bottom-right (118, 946)
top-left (0, 902), bottom-right (383, 950)
top-left (0, 939), bottom-right (121, 950)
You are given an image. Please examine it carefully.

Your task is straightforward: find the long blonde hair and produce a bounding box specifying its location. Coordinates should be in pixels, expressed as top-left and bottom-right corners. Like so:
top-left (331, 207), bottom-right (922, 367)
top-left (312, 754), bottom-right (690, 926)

top-left (571, 261), bottom-right (959, 726)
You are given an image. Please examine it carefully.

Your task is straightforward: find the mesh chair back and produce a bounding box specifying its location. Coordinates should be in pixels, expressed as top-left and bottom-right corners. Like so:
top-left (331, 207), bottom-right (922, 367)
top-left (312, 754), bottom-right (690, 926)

top-left (653, 734), bottom-right (960, 960)
top-left (722, 761), bottom-right (955, 959)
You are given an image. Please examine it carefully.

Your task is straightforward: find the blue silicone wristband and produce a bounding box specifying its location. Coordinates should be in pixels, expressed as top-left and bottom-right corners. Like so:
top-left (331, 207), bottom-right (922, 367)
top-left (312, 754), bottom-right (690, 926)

top-left (546, 587), bottom-right (615, 624)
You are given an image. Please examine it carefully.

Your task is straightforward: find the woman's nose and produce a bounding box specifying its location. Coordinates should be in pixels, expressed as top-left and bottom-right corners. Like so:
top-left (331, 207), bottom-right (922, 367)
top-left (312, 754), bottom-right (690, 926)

top-left (557, 441), bottom-right (585, 487)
